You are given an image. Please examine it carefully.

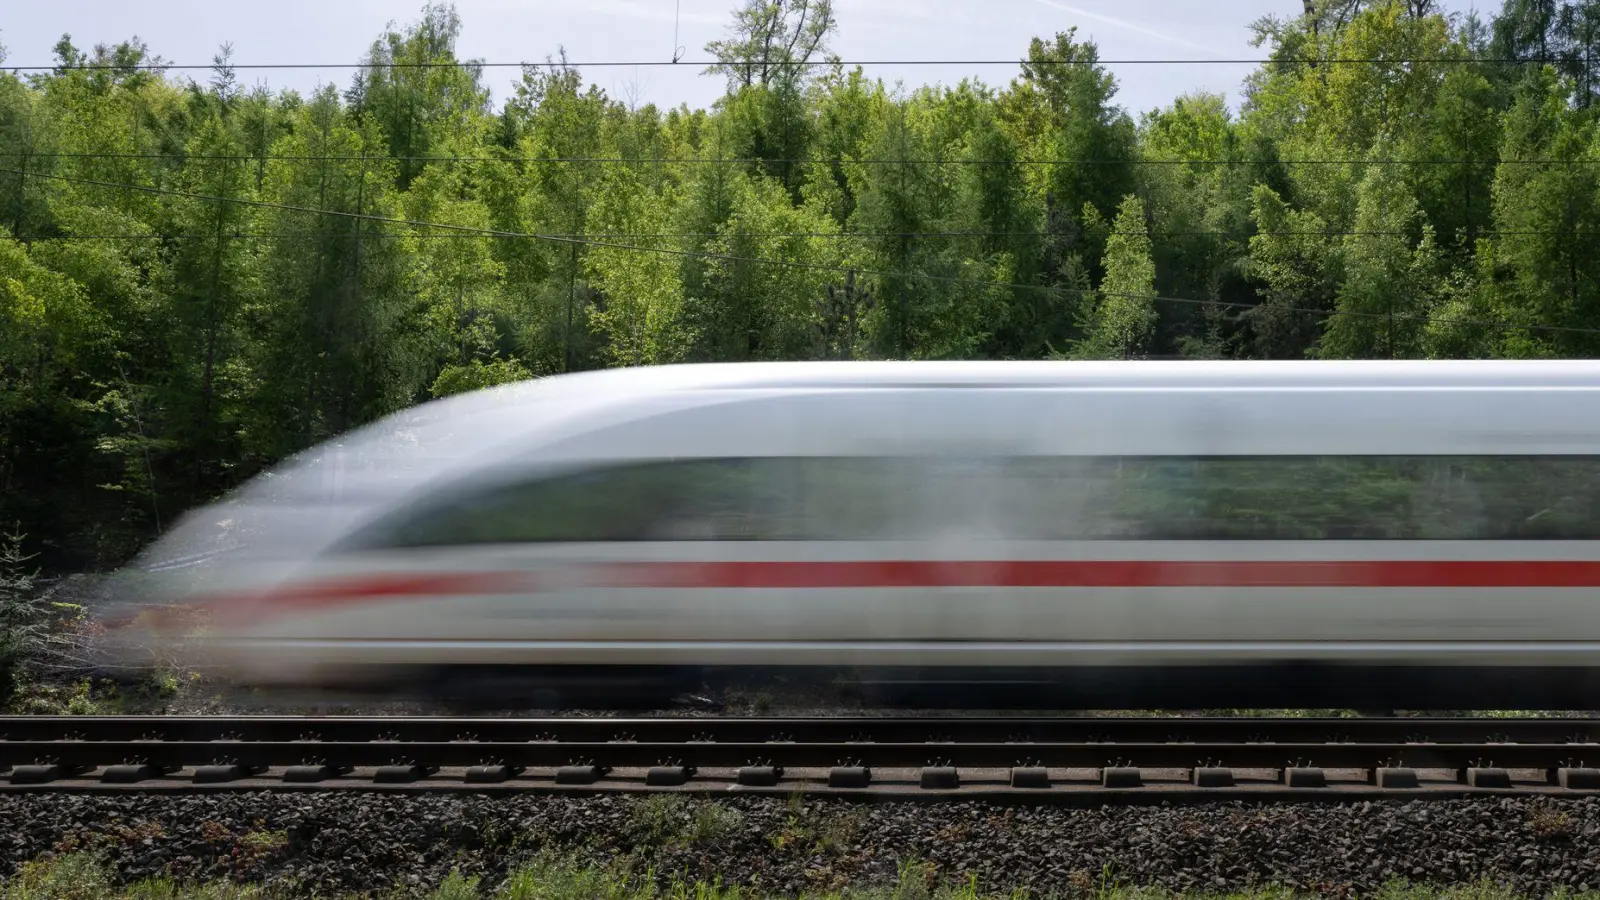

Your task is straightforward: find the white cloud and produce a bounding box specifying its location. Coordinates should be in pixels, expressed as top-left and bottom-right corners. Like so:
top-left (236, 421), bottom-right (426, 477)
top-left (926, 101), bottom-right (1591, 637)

top-left (837, 0), bottom-right (941, 20)
top-left (464, 0), bottom-right (725, 26)
top-left (1028, 0), bottom-right (1233, 57)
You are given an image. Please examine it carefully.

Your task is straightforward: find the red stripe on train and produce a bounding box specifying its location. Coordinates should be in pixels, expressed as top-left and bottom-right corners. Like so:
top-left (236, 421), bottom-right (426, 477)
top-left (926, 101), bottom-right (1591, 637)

top-left (176, 559), bottom-right (1600, 626)
top-left (599, 560), bottom-right (1600, 590)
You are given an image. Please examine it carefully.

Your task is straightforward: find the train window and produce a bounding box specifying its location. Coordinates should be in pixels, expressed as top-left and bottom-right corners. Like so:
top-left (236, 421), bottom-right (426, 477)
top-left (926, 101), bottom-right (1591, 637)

top-left (345, 455), bottom-right (1600, 547)
top-left (999, 456), bottom-right (1600, 541)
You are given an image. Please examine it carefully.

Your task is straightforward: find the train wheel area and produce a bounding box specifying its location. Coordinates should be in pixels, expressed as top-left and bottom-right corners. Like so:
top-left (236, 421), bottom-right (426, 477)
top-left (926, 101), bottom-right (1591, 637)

top-left (264, 663), bottom-right (1600, 715)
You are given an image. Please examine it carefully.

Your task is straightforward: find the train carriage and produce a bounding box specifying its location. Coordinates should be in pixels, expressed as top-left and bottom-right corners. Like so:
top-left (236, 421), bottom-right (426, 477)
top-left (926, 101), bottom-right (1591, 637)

top-left (99, 360), bottom-right (1600, 709)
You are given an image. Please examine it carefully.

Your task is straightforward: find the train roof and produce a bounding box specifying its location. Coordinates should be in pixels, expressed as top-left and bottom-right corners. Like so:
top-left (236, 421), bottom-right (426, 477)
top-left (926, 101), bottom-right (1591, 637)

top-left (130, 359), bottom-right (1600, 576)
top-left (256, 358), bottom-right (1600, 501)
top-left (464, 359), bottom-right (1600, 399)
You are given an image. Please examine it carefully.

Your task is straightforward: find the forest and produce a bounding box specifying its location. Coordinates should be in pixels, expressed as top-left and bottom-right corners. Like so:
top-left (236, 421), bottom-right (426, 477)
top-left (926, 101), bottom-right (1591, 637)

top-left (1, 0), bottom-right (1599, 573)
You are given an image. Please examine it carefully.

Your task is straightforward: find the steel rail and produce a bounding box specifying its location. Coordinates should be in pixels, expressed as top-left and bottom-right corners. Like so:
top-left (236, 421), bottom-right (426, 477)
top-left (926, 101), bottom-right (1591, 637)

top-left (2, 740), bottom-right (1598, 770)
top-left (4, 716), bottom-right (1600, 745)
top-left (5, 716), bottom-right (1600, 796)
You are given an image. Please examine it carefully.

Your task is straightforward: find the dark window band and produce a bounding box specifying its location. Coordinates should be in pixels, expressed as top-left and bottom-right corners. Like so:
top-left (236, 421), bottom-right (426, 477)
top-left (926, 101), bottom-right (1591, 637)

top-left (345, 456), bottom-right (1600, 547)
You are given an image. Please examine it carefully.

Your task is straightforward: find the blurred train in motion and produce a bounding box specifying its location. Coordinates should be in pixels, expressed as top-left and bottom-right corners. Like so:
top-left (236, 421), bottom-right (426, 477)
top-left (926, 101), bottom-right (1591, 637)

top-left (98, 360), bottom-right (1600, 709)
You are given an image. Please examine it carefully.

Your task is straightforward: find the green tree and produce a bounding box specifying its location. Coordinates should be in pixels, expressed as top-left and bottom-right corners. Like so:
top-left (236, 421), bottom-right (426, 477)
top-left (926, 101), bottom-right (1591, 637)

top-left (999, 29), bottom-right (1137, 288)
top-left (583, 165), bottom-right (690, 367)
top-left (1073, 195), bottom-right (1157, 359)
top-left (704, 0), bottom-right (837, 91)
top-left (1246, 184), bottom-right (1344, 358)
top-left (245, 87), bottom-right (425, 458)
top-left (159, 112), bottom-right (260, 495)
top-left (1319, 138), bottom-right (1438, 359)
top-left (349, 2), bottom-right (490, 190)
top-left (1474, 65), bottom-right (1600, 358)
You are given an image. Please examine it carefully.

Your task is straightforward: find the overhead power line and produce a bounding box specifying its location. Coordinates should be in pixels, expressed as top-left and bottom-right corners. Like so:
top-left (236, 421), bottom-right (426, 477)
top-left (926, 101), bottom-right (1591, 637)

top-left (6, 164), bottom-right (1600, 340)
top-left (25, 229), bottom-right (1600, 241)
top-left (0, 150), bottom-right (1571, 167)
top-left (1, 56), bottom-right (1588, 72)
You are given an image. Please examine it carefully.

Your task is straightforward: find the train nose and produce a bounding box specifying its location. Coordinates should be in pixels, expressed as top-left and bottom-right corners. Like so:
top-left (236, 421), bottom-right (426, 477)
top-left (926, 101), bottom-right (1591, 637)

top-left (89, 563), bottom-right (219, 677)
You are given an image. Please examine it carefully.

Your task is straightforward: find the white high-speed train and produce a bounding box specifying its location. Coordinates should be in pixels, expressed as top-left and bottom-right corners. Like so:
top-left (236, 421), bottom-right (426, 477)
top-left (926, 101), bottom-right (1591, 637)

top-left (100, 360), bottom-right (1600, 709)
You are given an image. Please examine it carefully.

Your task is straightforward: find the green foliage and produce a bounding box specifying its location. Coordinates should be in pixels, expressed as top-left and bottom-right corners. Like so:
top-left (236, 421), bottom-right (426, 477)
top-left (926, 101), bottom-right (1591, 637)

top-left (430, 357), bottom-right (533, 398)
top-left (626, 797), bottom-right (746, 849)
top-left (1072, 195), bottom-right (1157, 359)
top-left (703, 0), bottom-right (837, 92)
top-left (10, 850), bottom-right (1596, 899)
top-left (3, 851), bottom-right (116, 900)
top-left (431, 870), bottom-right (484, 900)
top-left (1319, 137), bottom-right (1439, 359)
top-left (6, 0), bottom-right (1600, 576)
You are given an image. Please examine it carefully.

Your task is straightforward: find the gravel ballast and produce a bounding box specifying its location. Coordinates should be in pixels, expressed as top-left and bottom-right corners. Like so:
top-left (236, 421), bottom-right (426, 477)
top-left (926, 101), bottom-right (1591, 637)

top-left (1, 793), bottom-right (1597, 898)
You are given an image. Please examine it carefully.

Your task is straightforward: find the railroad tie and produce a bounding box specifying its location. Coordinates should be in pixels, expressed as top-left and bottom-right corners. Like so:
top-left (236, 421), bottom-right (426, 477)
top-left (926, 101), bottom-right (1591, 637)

top-left (11, 764), bottom-right (90, 785)
top-left (102, 764), bottom-right (178, 784)
top-left (193, 764), bottom-right (265, 783)
top-left (464, 765), bottom-right (522, 784)
top-left (1009, 766), bottom-right (1050, 788)
top-left (283, 765), bottom-right (351, 783)
top-left (1281, 767), bottom-right (1327, 788)
top-left (1462, 767), bottom-right (1513, 789)
top-left (829, 766), bottom-right (871, 788)
top-left (1555, 767), bottom-right (1600, 790)
top-left (1192, 767), bottom-right (1234, 788)
top-left (736, 765), bottom-right (783, 786)
top-left (1372, 767), bottom-right (1420, 789)
top-left (554, 765), bottom-right (606, 785)
top-left (645, 766), bottom-right (695, 786)
top-left (1101, 767), bottom-right (1142, 788)
top-left (374, 764), bottom-right (438, 784)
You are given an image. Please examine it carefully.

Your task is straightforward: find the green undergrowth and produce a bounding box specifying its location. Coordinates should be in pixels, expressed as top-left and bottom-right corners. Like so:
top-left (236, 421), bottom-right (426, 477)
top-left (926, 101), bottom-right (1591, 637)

top-left (7, 672), bottom-right (191, 716)
top-left (7, 852), bottom-right (1600, 900)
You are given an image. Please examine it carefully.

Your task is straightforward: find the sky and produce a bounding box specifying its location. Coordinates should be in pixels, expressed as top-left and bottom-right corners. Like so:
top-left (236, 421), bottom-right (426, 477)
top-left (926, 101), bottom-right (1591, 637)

top-left (3, 0), bottom-right (1493, 118)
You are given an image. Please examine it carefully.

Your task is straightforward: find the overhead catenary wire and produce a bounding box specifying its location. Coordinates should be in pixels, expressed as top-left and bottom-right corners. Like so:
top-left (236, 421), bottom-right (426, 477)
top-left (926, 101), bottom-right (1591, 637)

top-left (25, 229), bottom-right (1600, 240)
top-left (7, 164), bottom-right (1600, 340)
top-left (1, 56), bottom-right (1590, 72)
top-left (0, 150), bottom-right (1574, 167)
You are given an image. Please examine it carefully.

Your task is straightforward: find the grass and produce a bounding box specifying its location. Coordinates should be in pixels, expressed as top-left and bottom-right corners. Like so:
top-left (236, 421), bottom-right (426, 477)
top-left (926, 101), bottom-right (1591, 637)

top-left (628, 796), bottom-right (748, 848)
top-left (7, 852), bottom-right (1600, 900)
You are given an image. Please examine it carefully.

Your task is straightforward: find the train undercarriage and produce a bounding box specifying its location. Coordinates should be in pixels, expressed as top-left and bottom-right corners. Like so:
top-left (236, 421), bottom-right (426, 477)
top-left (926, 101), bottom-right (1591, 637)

top-left (315, 662), bottom-right (1600, 713)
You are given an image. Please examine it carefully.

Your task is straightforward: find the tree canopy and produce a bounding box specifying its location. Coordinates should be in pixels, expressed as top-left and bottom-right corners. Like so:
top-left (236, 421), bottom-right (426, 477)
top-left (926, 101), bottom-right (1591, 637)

top-left (2, 0), bottom-right (1598, 571)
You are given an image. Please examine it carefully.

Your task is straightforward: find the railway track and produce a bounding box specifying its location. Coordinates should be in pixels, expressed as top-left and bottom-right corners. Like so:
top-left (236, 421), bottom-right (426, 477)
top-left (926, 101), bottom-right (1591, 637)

top-left (5, 716), bottom-right (1600, 801)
